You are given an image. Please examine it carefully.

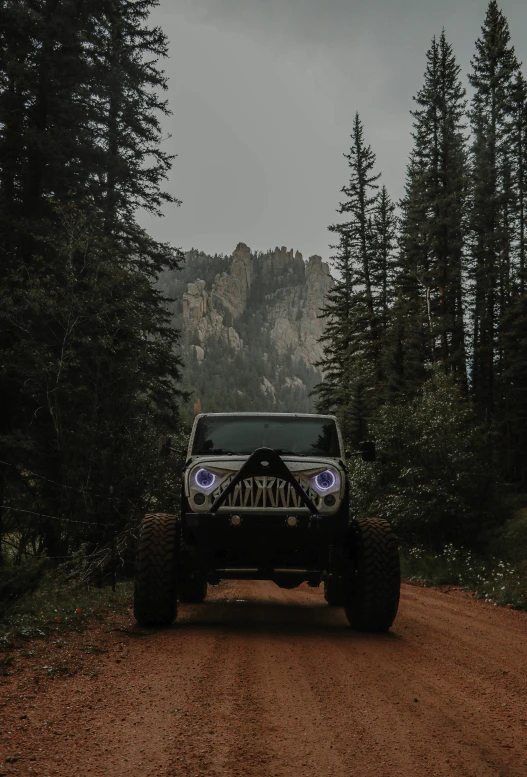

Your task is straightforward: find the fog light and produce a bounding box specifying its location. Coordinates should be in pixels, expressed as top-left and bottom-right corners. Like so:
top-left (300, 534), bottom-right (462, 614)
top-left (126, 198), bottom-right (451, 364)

top-left (230, 515), bottom-right (241, 526)
top-left (287, 516), bottom-right (298, 527)
top-left (324, 494), bottom-right (336, 507)
top-left (193, 493), bottom-right (206, 505)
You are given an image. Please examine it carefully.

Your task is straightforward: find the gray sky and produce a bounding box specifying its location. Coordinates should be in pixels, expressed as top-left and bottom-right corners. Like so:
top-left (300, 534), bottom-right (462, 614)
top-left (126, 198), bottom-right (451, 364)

top-left (139, 0), bottom-right (527, 262)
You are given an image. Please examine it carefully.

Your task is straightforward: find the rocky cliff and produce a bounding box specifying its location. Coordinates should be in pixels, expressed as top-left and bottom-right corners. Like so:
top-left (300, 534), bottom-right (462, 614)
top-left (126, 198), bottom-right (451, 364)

top-left (181, 243), bottom-right (332, 366)
top-left (160, 243), bottom-right (334, 419)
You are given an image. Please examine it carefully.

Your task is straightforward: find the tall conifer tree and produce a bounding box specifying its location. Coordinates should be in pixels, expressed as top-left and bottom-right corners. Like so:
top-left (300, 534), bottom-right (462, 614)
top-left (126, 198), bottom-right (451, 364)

top-left (0, 0), bottom-right (184, 558)
top-left (314, 113), bottom-right (389, 442)
top-left (397, 31), bottom-right (468, 392)
top-left (511, 72), bottom-right (527, 296)
top-left (469, 0), bottom-right (519, 418)
top-left (372, 185), bottom-right (398, 335)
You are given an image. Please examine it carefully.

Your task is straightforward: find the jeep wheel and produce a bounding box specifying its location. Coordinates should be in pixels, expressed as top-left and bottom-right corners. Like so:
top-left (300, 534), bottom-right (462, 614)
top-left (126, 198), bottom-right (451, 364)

top-left (179, 572), bottom-right (208, 603)
top-left (323, 576), bottom-right (345, 607)
top-left (134, 513), bottom-right (179, 627)
top-left (344, 517), bottom-right (400, 632)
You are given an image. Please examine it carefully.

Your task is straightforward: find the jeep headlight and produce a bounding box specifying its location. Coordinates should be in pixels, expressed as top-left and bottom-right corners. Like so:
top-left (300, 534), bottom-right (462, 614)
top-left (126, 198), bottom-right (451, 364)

top-left (193, 467), bottom-right (217, 493)
top-left (310, 468), bottom-right (340, 495)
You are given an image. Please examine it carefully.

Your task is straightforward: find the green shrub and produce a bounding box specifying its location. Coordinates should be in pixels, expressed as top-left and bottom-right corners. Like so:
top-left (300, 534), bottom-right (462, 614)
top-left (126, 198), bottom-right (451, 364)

top-left (348, 373), bottom-right (501, 550)
top-left (401, 544), bottom-right (527, 610)
top-left (0, 561), bottom-right (47, 617)
top-left (488, 506), bottom-right (527, 564)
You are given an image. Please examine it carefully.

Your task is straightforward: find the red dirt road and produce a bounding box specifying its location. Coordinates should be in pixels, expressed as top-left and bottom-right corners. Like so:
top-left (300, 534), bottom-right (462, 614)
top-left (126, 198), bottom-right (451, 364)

top-left (1, 581), bottom-right (527, 777)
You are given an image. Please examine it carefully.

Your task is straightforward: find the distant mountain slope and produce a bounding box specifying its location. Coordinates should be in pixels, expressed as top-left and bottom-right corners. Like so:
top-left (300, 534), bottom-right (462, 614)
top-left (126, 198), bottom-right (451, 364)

top-left (158, 243), bottom-right (333, 423)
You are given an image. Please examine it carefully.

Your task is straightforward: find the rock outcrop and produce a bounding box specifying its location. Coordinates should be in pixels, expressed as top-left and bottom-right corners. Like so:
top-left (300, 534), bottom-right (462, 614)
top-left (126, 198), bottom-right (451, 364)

top-left (266, 255), bottom-right (332, 367)
top-left (212, 242), bottom-right (252, 320)
top-left (181, 244), bottom-right (333, 369)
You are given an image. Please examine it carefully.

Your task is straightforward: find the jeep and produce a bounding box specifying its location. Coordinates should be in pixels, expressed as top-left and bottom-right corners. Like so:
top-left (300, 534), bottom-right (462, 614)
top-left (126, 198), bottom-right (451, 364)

top-left (134, 412), bottom-right (400, 631)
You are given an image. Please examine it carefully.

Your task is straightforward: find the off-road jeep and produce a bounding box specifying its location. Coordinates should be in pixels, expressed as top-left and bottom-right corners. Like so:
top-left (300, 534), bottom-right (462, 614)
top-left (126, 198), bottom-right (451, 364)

top-left (134, 412), bottom-right (400, 631)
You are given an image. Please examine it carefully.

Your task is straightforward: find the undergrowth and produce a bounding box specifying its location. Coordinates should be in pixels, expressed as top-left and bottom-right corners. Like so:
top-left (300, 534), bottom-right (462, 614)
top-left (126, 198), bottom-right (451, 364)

top-left (0, 564), bottom-right (133, 641)
top-left (401, 544), bottom-right (527, 610)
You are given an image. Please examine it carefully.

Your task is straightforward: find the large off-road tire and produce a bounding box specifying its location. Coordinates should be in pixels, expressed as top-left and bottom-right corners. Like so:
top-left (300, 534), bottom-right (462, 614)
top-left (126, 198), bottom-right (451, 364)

top-left (323, 576), bottom-right (345, 607)
top-left (179, 572), bottom-right (208, 603)
top-left (344, 517), bottom-right (400, 632)
top-left (134, 513), bottom-right (179, 627)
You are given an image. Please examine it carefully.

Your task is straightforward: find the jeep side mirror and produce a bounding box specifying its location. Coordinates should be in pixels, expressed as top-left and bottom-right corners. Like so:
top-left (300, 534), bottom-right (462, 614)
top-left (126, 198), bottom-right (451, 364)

top-left (359, 440), bottom-right (376, 462)
top-left (158, 436), bottom-right (172, 457)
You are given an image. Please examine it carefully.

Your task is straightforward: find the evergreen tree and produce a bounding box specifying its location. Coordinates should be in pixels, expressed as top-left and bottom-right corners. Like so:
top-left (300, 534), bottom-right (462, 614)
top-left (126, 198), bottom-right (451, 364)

top-left (0, 0), bottom-right (93, 445)
top-left (503, 293), bottom-right (527, 484)
top-left (469, 0), bottom-right (519, 418)
top-left (313, 235), bottom-right (355, 428)
top-left (397, 31), bottom-right (468, 394)
top-left (501, 72), bottom-right (527, 481)
top-left (372, 185), bottom-right (398, 336)
top-left (87, 0), bottom-right (179, 269)
top-left (0, 0), bottom-right (184, 560)
top-left (511, 72), bottom-right (527, 296)
top-left (314, 113), bottom-right (387, 442)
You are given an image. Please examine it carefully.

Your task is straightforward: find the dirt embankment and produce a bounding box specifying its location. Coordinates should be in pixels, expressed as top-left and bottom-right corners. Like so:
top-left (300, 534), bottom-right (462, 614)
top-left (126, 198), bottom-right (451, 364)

top-left (0, 582), bottom-right (526, 777)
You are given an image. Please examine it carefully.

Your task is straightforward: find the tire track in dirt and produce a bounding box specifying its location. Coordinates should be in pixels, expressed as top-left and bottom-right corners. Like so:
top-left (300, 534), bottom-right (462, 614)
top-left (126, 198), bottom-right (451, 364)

top-left (0, 581), bottom-right (526, 777)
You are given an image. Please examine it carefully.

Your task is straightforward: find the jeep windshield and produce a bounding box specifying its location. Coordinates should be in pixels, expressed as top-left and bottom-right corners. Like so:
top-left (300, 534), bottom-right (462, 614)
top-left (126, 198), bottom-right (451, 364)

top-left (192, 415), bottom-right (341, 457)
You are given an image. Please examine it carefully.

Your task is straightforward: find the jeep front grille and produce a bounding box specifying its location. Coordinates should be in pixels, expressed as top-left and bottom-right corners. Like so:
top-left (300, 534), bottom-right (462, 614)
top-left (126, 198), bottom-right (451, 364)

top-left (212, 476), bottom-right (317, 511)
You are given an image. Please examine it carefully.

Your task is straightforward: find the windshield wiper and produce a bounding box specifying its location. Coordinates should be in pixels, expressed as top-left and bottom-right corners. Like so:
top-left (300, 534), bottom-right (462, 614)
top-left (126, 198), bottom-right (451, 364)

top-left (274, 448), bottom-right (305, 456)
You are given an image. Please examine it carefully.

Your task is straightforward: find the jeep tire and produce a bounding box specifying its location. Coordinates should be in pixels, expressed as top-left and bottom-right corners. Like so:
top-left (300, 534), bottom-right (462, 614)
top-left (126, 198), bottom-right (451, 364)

top-left (134, 513), bottom-right (179, 627)
top-left (344, 517), bottom-right (400, 632)
top-left (179, 572), bottom-right (208, 603)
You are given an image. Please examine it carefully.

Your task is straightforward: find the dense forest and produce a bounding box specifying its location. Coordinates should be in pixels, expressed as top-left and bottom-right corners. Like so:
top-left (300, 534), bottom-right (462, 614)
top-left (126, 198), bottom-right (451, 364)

top-left (0, 0), bottom-right (526, 606)
top-left (0, 0), bottom-right (185, 591)
top-left (314, 2), bottom-right (527, 562)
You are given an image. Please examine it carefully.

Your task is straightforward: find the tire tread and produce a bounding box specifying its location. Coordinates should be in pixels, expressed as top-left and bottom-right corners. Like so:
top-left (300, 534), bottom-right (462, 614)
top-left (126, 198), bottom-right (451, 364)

top-left (345, 517), bottom-right (400, 632)
top-left (134, 513), bottom-right (179, 627)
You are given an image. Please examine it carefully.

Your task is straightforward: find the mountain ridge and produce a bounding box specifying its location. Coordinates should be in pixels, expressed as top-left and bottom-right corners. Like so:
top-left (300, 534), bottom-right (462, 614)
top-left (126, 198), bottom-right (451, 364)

top-left (159, 243), bottom-right (334, 422)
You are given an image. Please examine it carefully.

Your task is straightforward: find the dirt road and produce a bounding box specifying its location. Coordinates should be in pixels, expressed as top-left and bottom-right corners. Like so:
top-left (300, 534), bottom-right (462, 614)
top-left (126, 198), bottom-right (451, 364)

top-left (1, 581), bottom-right (526, 777)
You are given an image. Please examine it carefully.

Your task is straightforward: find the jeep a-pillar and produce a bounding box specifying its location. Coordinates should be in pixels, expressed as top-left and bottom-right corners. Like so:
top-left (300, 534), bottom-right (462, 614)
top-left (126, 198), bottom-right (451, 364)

top-left (134, 413), bottom-right (400, 631)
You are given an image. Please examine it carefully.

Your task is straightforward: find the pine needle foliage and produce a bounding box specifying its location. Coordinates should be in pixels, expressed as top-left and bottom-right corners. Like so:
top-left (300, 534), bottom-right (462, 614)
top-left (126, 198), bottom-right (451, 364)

top-left (469, 0), bottom-right (519, 419)
top-left (313, 113), bottom-right (388, 443)
top-left (0, 0), bottom-right (184, 564)
top-left (398, 31), bottom-right (468, 391)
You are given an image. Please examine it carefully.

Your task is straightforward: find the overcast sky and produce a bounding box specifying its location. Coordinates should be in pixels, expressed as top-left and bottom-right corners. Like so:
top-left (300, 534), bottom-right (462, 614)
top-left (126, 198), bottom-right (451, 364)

top-left (139, 0), bottom-right (527, 263)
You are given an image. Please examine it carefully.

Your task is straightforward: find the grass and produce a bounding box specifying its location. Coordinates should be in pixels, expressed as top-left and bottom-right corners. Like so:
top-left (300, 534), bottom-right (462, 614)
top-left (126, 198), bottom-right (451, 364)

top-left (400, 496), bottom-right (527, 611)
top-left (0, 568), bottom-right (133, 641)
top-left (401, 543), bottom-right (527, 610)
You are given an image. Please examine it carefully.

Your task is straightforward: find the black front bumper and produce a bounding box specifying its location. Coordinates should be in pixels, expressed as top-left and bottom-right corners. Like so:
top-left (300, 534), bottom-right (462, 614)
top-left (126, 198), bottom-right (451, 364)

top-left (182, 511), bottom-right (346, 576)
top-left (184, 510), bottom-right (330, 532)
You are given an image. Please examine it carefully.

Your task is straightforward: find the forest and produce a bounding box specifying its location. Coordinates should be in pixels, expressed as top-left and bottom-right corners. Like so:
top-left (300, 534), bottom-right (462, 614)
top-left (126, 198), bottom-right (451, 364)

top-left (313, 3), bottom-right (527, 598)
top-left (0, 0), bottom-right (526, 610)
top-left (0, 0), bottom-right (186, 604)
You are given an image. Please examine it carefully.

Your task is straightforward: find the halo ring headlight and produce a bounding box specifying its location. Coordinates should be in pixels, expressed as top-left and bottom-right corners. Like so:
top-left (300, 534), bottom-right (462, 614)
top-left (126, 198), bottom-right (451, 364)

top-left (314, 470), bottom-right (337, 492)
top-left (195, 468), bottom-right (216, 491)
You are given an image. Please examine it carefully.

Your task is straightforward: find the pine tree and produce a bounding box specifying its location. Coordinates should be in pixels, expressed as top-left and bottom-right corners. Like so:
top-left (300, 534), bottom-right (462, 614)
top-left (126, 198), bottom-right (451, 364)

top-left (511, 72), bottom-right (527, 297)
top-left (469, 0), bottom-right (519, 418)
top-left (87, 1), bottom-right (179, 265)
top-left (0, 0), bottom-right (96, 560)
top-left (372, 185), bottom-right (398, 335)
top-left (314, 113), bottom-right (386, 442)
top-left (503, 293), bottom-right (527, 484)
top-left (502, 72), bottom-right (527, 480)
top-left (387, 161), bottom-right (429, 400)
top-left (396, 31), bottom-right (468, 394)
top-left (0, 0), bottom-right (184, 559)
